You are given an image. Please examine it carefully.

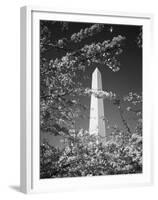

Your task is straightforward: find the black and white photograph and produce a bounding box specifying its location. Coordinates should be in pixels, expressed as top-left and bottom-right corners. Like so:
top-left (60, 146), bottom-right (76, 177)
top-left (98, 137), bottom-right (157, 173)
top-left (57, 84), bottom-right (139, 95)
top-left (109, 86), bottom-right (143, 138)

top-left (40, 20), bottom-right (142, 179)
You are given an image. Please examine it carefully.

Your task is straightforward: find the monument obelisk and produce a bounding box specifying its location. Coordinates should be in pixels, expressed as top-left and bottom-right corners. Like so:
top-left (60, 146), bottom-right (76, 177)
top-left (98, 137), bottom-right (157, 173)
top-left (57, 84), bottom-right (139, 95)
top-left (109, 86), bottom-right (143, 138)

top-left (89, 68), bottom-right (106, 138)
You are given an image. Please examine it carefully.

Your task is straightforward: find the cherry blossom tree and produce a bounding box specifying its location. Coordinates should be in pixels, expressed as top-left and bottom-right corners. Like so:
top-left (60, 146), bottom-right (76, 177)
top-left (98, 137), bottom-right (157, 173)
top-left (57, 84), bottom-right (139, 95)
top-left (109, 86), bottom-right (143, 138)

top-left (40, 21), bottom-right (125, 135)
top-left (40, 21), bottom-right (142, 178)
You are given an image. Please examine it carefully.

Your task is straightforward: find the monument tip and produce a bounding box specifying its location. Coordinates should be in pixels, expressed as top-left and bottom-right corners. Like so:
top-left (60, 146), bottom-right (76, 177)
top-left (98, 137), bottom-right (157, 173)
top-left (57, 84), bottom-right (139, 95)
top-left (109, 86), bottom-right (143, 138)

top-left (93, 67), bottom-right (101, 75)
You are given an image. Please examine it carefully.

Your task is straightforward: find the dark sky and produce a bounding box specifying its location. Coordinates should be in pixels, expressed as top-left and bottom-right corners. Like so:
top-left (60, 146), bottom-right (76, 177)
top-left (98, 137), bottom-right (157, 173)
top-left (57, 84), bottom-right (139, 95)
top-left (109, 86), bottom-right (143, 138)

top-left (40, 20), bottom-right (142, 147)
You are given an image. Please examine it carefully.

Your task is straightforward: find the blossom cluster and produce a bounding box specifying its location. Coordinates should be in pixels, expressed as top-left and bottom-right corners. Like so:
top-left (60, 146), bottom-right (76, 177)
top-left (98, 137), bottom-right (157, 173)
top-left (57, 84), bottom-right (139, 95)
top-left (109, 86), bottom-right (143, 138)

top-left (55, 24), bottom-right (105, 48)
top-left (123, 92), bottom-right (142, 105)
top-left (40, 126), bottom-right (142, 178)
top-left (71, 24), bottom-right (104, 43)
top-left (84, 88), bottom-right (116, 100)
top-left (80, 35), bottom-right (125, 72)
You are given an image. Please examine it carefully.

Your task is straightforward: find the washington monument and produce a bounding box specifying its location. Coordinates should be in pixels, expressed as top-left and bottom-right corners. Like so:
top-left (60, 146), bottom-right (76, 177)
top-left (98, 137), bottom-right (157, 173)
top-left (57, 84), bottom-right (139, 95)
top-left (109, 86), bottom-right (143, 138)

top-left (89, 68), bottom-right (106, 138)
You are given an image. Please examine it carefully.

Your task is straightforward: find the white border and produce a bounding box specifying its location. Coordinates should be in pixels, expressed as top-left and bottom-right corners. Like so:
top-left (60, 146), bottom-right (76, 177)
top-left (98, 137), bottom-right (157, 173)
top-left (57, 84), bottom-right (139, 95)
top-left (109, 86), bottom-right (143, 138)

top-left (20, 6), bottom-right (153, 194)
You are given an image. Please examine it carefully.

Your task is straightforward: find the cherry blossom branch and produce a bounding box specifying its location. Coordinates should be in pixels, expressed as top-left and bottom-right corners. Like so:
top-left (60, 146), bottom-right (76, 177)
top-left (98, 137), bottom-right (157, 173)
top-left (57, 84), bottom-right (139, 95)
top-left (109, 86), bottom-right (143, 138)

top-left (41, 24), bottom-right (106, 54)
top-left (47, 35), bottom-right (125, 73)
